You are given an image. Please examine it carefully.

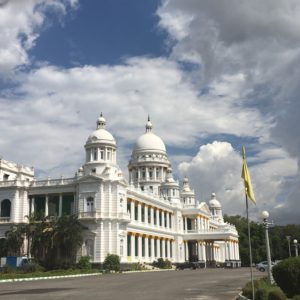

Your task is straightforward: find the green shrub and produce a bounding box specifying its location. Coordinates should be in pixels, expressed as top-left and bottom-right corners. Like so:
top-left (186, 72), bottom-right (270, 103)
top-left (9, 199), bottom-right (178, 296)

top-left (130, 263), bottom-right (145, 271)
top-left (256, 287), bottom-right (269, 300)
top-left (268, 287), bottom-right (286, 300)
top-left (242, 278), bottom-right (286, 300)
top-left (152, 258), bottom-right (172, 269)
top-left (20, 262), bottom-right (45, 273)
top-left (103, 254), bottom-right (120, 272)
top-left (272, 257), bottom-right (300, 298)
top-left (77, 256), bottom-right (91, 270)
top-left (292, 295), bottom-right (300, 300)
top-left (2, 265), bottom-right (15, 274)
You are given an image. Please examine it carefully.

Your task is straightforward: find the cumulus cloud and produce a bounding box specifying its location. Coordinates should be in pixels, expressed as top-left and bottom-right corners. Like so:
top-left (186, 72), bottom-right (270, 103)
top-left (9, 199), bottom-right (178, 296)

top-left (177, 141), bottom-right (298, 223)
top-left (0, 57), bottom-right (265, 177)
top-left (157, 0), bottom-right (300, 223)
top-left (0, 0), bottom-right (77, 77)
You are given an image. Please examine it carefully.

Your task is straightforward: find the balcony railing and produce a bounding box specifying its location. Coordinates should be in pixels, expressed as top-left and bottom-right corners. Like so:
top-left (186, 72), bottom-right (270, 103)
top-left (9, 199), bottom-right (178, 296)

top-left (78, 211), bottom-right (130, 220)
top-left (0, 217), bottom-right (10, 223)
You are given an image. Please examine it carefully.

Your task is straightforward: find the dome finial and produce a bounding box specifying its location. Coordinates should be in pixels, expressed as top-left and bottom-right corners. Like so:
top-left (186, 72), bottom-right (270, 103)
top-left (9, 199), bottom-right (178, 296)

top-left (97, 113), bottom-right (106, 129)
top-left (145, 115), bottom-right (153, 132)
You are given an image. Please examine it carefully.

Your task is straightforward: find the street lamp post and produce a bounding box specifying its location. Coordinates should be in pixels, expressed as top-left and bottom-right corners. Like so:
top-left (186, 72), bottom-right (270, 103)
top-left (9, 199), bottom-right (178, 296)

top-left (286, 236), bottom-right (291, 257)
top-left (261, 211), bottom-right (274, 285)
top-left (293, 239), bottom-right (298, 257)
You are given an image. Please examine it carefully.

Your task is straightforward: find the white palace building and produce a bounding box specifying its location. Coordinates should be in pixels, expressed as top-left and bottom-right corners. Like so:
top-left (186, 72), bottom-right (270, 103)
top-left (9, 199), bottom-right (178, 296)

top-left (0, 115), bottom-right (240, 267)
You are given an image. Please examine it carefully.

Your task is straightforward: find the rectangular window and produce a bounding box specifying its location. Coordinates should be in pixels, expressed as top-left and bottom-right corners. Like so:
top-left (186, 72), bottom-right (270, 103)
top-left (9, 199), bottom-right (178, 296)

top-left (164, 212), bottom-right (167, 227)
top-left (93, 149), bottom-right (97, 160)
top-left (134, 204), bottom-right (138, 221)
top-left (170, 241), bottom-right (173, 258)
top-left (3, 174), bottom-right (9, 181)
top-left (154, 239), bottom-right (157, 257)
top-left (148, 208), bottom-right (151, 224)
top-left (159, 211), bottom-right (162, 226)
top-left (142, 237), bottom-right (145, 257)
top-left (127, 235), bottom-right (131, 256)
top-left (148, 238), bottom-right (151, 256)
top-left (100, 149), bottom-right (104, 159)
top-left (141, 205), bottom-right (145, 222)
top-left (169, 214), bottom-right (172, 228)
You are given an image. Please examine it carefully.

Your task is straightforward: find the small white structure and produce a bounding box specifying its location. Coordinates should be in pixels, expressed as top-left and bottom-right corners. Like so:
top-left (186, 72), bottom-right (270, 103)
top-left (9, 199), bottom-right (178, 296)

top-left (0, 115), bottom-right (240, 266)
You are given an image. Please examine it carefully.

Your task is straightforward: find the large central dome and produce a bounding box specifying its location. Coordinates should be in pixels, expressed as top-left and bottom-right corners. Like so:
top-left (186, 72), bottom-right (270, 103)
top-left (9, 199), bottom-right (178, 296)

top-left (133, 118), bottom-right (166, 153)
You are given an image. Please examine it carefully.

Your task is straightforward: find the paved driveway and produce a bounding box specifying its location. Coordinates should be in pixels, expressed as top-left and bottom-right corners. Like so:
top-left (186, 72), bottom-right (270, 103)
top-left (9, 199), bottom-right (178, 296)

top-left (0, 268), bottom-right (263, 300)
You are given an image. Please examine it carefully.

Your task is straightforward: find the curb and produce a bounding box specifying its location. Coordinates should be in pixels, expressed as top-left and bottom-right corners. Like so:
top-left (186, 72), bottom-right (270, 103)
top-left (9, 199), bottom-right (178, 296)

top-left (0, 268), bottom-right (174, 283)
top-left (0, 272), bottom-right (102, 283)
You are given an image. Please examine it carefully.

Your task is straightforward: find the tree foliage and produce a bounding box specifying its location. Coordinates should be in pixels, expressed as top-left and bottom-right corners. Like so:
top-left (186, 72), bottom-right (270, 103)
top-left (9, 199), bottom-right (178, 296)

top-left (3, 215), bottom-right (85, 270)
top-left (224, 215), bottom-right (300, 266)
top-left (272, 256), bottom-right (300, 298)
top-left (103, 254), bottom-right (120, 272)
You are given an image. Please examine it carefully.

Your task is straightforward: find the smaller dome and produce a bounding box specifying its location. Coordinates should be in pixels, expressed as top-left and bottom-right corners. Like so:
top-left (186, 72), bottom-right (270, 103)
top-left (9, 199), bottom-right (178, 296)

top-left (86, 114), bottom-right (116, 146)
top-left (209, 193), bottom-right (222, 208)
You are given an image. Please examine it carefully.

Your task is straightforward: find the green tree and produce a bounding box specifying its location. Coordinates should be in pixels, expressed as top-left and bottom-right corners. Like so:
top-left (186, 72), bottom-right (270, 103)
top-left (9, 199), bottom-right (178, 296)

top-left (5, 225), bottom-right (25, 256)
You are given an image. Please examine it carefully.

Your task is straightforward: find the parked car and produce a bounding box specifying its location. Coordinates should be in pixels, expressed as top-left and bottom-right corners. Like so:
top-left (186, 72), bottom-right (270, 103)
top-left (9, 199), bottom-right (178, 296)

top-left (256, 261), bottom-right (275, 272)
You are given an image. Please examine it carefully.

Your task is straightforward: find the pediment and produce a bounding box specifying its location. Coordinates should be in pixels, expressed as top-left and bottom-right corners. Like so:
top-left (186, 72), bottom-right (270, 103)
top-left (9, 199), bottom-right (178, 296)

top-left (198, 202), bottom-right (211, 215)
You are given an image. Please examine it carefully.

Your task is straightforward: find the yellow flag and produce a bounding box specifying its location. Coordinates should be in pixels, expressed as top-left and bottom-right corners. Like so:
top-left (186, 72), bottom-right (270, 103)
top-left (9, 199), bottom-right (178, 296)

top-left (241, 146), bottom-right (256, 204)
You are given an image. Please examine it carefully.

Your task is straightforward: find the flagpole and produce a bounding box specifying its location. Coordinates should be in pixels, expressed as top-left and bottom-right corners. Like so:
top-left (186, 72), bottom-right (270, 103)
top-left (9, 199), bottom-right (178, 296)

top-left (245, 192), bottom-right (255, 300)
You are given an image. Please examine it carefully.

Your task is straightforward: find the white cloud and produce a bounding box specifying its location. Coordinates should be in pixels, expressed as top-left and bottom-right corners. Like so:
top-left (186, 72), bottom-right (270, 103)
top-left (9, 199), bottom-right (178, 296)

top-left (177, 141), bottom-right (298, 222)
top-left (0, 0), bottom-right (78, 77)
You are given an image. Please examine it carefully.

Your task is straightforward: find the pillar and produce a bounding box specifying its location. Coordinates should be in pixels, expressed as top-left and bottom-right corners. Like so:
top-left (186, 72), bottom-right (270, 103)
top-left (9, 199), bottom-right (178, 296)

top-left (162, 239), bottom-right (166, 258)
top-left (145, 236), bottom-right (149, 261)
top-left (184, 217), bottom-right (188, 233)
top-left (131, 233), bottom-right (136, 259)
top-left (150, 207), bottom-right (154, 226)
top-left (197, 216), bottom-right (200, 232)
top-left (167, 239), bottom-right (171, 259)
top-left (138, 235), bottom-right (142, 259)
top-left (185, 242), bottom-right (189, 261)
top-left (151, 237), bottom-right (155, 260)
top-left (59, 193), bottom-right (63, 217)
top-left (156, 238), bottom-right (161, 258)
top-left (162, 211), bottom-right (165, 228)
top-left (45, 194), bottom-right (49, 216)
top-left (156, 209), bottom-right (160, 226)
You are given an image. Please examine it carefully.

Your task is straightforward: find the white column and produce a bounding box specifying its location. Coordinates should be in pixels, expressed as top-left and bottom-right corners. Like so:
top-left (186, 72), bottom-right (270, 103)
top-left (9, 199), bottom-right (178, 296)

top-left (236, 242), bottom-right (240, 260)
top-left (197, 216), bottom-right (200, 232)
top-left (130, 200), bottom-right (135, 221)
top-left (145, 236), bottom-right (149, 261)
top-left (144, 205), bottom-right (148, 224)
top-left (45, 195), bottom-right (49, 216)
top-left (131, 234), bottom-right (136, 259)
top-left (59, 194), bottom-right (63, 217)
top-left (225, 241), bottom-right (228, 260)
top-left (185, 242), bottom-right (189, 261)
top-left (197, 241), bottom-right (201, 260)
top-left (31, 197), bottom-right (35, 215)
top-left (162, 239), bottom-right (166, 258)
top-left (138, 203), bottom-right (142, 223)
top-left (156, 209), bottom-right (160, 226)
top-left (153, 167), bottom-right (157, 180)
top-left (156, 238), bottom-right (161, 258)
top-left (138, 235), bottom-right (142, 260)
top-left (166, 212), bottom-right (170, 229)
top-left (150, 207), bottom-right (154, 226)
top-left (108, 221), bottom-right (112, 253)
top-left (151, 237), bottom-right (155, 261)
top-left (162, 211), bottom-right (165, 228)
top-left (145, 167), bottom-right (149, 180)
top-left (167, 240), bottom-right (171, 259)
top-left (184, 217), bottom-right (188, 233)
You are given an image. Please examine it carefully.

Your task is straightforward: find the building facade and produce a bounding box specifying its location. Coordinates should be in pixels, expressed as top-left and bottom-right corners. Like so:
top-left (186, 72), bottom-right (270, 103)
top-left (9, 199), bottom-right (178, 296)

top-left (0, 115), bottom-right (240, 266)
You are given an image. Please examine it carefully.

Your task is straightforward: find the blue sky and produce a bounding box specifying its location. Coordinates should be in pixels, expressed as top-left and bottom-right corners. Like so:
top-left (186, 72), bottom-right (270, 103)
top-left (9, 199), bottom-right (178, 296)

top-left (1, 0), bottom-right (300, 224)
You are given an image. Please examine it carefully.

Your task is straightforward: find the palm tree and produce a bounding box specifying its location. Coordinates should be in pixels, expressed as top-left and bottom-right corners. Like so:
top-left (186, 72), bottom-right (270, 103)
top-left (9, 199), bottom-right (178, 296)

top-left (5, 225), bottom-right (25, 256)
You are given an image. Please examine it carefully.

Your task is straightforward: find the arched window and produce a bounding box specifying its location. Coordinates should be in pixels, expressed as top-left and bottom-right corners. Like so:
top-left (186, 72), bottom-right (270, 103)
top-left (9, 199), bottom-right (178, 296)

top-left (0, 199), bottom-right (11, 218)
